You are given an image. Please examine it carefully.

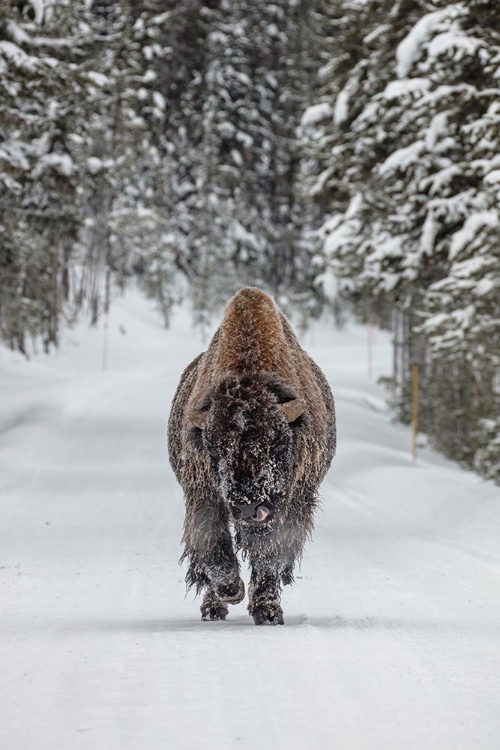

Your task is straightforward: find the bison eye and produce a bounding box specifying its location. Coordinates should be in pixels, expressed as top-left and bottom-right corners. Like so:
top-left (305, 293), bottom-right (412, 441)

top-left (204, 439), bottom-right (220, 467)
top-left (189, 427), bottom-right (220, 468)
top-left (272, 437), bottom-right (288, 459)
top-left (189, 426), bottom-right (204, 451)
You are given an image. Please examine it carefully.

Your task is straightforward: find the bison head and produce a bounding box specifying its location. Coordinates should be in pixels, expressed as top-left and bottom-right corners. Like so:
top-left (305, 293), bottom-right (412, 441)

top-left (188, 374), bottom-right (305, 524)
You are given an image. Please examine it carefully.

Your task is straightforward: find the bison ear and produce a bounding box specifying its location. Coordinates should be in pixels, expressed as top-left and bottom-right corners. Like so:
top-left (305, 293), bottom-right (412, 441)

top-left (281, 398), bottom-right (305, 423)
top-left (189, 409), bottom-right (209, 430)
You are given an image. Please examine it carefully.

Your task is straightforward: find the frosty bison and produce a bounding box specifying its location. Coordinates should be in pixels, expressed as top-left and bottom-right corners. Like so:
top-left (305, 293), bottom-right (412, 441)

top-left (168, 287), bottom-right (336, 625)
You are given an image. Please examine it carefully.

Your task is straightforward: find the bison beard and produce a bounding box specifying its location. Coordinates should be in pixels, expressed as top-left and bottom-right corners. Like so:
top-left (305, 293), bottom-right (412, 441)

top-left (168, 288), bottom-right (336, 625)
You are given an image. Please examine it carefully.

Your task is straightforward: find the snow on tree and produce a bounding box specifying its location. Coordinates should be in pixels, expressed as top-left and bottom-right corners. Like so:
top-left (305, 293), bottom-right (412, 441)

top-left (128, 0), bottom-right (326, 320)
top-left (1, 0), bottom-right (329, 349)
top-left (307, 0), bottom-right (500, 480)
top-left (0, 1), bottom-right (182, 345)
top-left (0, 1), bottom-right (87, 352)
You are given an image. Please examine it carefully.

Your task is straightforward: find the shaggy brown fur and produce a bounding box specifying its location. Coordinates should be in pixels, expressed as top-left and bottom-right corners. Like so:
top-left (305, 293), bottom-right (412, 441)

top-left (168, 287), bottom-right (336, 625)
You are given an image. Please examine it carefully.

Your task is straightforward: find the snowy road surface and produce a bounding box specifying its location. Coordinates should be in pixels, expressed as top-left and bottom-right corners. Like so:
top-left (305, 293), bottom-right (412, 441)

top-left (1, 293), bottom-right (499, 749)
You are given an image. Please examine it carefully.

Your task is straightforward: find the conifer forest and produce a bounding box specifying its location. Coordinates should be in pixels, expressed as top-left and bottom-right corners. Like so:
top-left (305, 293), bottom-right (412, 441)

top-left (1, 0), bottom-right (500, 483)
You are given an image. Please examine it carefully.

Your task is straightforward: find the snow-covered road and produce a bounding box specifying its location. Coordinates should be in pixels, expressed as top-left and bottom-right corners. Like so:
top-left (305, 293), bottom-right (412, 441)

top-left (1, 293), bottom-right (499, 749)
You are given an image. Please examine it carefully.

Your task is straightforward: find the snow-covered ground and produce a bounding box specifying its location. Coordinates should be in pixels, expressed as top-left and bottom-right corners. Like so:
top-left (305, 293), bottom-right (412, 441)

top-left (1, 291), bottom-right (499, 750)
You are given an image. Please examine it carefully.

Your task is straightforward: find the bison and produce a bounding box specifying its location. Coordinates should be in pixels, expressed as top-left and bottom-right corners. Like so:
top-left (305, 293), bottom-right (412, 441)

top-left (168, 287), bottom-right (336, 625)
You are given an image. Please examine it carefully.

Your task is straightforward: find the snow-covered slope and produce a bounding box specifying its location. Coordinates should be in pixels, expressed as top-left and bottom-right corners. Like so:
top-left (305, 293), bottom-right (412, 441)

top-left (1, 291), bottom-right (499, 750)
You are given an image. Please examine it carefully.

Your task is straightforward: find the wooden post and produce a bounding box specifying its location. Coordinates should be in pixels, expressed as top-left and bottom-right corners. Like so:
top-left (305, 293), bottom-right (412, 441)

top-left (102, 265), bottom-right (111, 371)
top-left (412, 364), bottom-right (419, 462)
top-left (367, 320), bottom-right (373, 381)
top-left (102, 310), bottom-right (109, 371)
top-left (392, 309), bottom-right (400, 400)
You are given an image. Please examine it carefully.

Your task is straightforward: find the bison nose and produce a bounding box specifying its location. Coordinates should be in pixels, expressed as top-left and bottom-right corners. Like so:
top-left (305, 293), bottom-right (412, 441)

top-left (231, 501), bottom-right (270, 523)
top-left (231, 501), bottom-right (255, 520)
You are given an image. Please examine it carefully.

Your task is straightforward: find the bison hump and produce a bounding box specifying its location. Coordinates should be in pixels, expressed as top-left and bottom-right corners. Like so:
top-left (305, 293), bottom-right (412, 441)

top-left (217, 288), bottom-right (289, 373)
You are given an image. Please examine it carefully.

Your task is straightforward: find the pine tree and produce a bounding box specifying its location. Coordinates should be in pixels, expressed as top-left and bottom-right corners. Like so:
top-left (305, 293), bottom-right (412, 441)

top-left (308, 0), bottom-right (500, 480)
top-left (1, 0), bottom-right (336, 352)
top-left (0, 0), bottom-right (182, 346)
top-left (0, 0), bottom-right (87, 352)
top-left (129, 0), bottom-right (327, 320)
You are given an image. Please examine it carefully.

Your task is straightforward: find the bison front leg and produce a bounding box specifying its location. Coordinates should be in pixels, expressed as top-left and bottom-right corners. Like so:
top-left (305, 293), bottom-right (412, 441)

top-left (247, 555), bottom-right (284, 626)
top-left (182, 489), bottom-right (244, 620)
top-left (200, 587), bottom-right (229, 621)
top-left (244, 512), bottom-right (311, 625)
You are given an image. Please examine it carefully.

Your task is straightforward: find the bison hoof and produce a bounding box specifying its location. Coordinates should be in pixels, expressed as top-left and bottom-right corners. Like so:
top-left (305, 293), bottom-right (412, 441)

top-left (251, 604), bottom-right (284, 626)
top-left (216, 577), bottom-right (245, 605)
top-left (201, 601), bottom-right (229, 621)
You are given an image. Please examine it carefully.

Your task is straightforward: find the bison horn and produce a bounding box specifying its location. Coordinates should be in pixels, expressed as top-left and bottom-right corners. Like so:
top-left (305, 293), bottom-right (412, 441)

top-left (281, 398), bottom-right (305, 423)
top-left (189, 409), bottom-right (209, 429)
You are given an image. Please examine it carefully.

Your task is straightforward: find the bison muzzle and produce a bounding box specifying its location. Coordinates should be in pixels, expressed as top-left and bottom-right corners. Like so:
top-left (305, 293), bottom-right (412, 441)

top-left (168, 287), bottom-right (336, 625)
